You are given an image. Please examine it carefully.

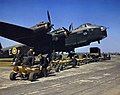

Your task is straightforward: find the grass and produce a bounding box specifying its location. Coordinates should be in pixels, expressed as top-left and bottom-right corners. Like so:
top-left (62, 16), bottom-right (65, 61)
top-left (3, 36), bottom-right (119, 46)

top-left (0, 62), bottom-right (12, 67)
top-left (0, 58), bottom-right (13, 67)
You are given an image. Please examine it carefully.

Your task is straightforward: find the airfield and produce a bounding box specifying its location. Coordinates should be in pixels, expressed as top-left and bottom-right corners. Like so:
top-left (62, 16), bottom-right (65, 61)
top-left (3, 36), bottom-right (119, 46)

top-left (0, 55), bottom-right (120, 95)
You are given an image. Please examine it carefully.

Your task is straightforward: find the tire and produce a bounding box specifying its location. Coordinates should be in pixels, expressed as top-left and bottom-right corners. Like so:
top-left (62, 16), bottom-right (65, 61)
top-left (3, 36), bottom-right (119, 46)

top-left (77, 62), bottom-right (80, 66)
top-left (38, 72), bottom-right (44, 78)
top-left (29, 72), bottom-right (36, 81)
top-left (10, 72), bottom-right (17, 80)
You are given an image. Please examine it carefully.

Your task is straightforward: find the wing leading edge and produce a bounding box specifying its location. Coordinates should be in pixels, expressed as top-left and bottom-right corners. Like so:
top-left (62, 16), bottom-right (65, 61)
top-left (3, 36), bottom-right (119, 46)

top-left (0, 21), bottom-right (35, 42)
top-left (0, 21), bottom-right (52, 48)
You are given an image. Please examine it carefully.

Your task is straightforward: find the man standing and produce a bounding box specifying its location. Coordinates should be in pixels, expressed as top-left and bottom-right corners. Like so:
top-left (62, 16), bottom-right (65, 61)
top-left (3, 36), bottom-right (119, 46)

top-left (51, 50), bottom-right (57, 60)
top-left (12, 49), bottom-right (24, 66)
top-left (38, 54), bottom-right (49, 77)
top-left (26, 48), bottom-right (35, 66)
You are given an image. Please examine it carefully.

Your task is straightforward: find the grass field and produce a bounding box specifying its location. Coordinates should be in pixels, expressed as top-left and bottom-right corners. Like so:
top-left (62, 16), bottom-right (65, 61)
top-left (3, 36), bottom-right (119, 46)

top-left (0, 58), bottom-right (13, 67)
top-left (0, 62), bottom-right (12, 67)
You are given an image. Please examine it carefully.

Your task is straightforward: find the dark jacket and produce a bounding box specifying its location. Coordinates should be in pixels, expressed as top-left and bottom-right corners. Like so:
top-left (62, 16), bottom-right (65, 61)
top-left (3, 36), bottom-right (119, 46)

top-left (27, 51), bottom-right (34, 56)
top-left (13, 53), bottom-right (24, 65)
top-left (40, 57), bottom-right (49, 68)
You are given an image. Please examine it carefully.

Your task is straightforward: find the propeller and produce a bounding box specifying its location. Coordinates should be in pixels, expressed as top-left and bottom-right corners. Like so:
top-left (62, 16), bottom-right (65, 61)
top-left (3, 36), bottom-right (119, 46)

top-left (47, 10), bottom-right (55, 30)
top-left (62, 23), bottom-right (74, 34)
top-left (62, 27), bottom-right (70, 36)
top-left (62, 23), bottom-right (74, 36)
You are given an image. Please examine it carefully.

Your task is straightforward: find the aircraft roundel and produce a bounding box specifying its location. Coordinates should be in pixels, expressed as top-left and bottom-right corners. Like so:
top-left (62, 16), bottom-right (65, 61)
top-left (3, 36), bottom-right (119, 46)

top-left (12, 47), bottom-right (17, 55)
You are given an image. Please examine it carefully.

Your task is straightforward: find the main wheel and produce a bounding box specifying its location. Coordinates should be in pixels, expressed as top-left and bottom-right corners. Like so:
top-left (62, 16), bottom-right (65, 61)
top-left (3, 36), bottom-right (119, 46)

top-left (29, 72), bottom-right (36, 81)
top-left (9, 72), bottom-right (17, 80)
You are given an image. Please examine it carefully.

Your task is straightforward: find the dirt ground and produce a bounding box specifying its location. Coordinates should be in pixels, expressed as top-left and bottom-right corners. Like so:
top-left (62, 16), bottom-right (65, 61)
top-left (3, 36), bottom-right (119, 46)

top-left (0, 55), bottom-right (120, 95)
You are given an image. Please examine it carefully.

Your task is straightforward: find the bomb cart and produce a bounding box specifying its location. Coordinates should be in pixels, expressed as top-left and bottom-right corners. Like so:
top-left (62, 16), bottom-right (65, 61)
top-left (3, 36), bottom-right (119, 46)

top-left (10, 65), bottom-right (41, 81)
top-left (9, 63), bottom-right (51, 81)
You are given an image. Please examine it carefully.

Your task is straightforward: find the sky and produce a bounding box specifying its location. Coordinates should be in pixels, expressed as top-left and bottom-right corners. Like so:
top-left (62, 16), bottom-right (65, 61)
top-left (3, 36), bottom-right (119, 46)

top-left (0, 0), bottom-right (120, 53)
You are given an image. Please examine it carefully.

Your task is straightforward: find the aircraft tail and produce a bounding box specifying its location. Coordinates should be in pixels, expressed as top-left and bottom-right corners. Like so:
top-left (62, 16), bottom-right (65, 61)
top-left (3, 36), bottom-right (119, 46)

top-left (0, 43), bottom-right (3, 54)
top-left (0, 43), bottom-right (2, 49)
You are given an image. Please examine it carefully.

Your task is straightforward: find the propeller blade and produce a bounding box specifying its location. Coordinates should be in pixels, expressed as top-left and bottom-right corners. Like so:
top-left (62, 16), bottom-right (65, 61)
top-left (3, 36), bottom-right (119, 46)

top-left (47, 10), bottom-right (51, 23)
top-left (52, 27), bottom-right (55, 31)
top-left (62, 27), bottom-right (69, 33)
top-left (62, 27), bottom-right (70, 36)
top-left (69, 23), bottom-right (73, 31)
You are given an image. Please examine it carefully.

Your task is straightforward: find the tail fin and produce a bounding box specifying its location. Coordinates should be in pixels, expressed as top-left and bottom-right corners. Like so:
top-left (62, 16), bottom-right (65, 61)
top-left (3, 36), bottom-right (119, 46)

top-left (0, 43), bottom-right (2, 49)
top-left (0, 43), bottom-right (3, 54)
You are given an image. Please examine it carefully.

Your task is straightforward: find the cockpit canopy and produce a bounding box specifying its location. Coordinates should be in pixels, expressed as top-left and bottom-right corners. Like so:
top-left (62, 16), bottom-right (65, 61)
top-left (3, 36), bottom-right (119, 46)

top-left (79, 23), bottom-right (93, 28)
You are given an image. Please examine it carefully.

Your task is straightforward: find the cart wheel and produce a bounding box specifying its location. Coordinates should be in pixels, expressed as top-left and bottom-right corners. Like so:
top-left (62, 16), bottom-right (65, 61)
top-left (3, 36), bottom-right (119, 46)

top-left (77, 62), bottom-right (80, 66)
top-left (38, 71), bottom-right (44, 78)
top-left (10, 72), bottom-right (17, 80)
top-left (29, 72), bottom-right (36, 81)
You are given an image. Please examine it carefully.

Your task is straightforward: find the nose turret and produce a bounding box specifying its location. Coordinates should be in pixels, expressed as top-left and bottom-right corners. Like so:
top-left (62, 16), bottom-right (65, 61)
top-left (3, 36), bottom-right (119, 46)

top-left (100, 26), bottom-right (107, 38)
top-left (100, 26), bottom-right (107, 31)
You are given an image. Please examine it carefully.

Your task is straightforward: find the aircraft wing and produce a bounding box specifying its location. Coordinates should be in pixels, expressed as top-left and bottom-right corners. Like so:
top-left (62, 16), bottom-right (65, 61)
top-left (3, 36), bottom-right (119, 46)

top-left (0, 21), bottom-right (35, 43)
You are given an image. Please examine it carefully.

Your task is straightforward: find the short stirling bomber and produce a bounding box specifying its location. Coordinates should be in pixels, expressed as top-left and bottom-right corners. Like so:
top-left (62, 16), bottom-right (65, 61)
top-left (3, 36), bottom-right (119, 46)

top-left (0, 11), bottom-right (107, 55)
top-left (51, 23), bottom-right (107, 52)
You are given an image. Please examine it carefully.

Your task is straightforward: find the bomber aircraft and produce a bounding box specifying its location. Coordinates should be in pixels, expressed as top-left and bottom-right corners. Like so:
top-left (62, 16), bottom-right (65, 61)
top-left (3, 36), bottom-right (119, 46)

top-left (0, 11), bottom-right (107, 55)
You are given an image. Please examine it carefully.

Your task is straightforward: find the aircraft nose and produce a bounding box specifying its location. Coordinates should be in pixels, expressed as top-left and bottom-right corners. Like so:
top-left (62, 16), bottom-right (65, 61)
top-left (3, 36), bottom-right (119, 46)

top-left (100, 26), bottom-right (107, 38)
top-left (100, 26), bottom-right (107, 31)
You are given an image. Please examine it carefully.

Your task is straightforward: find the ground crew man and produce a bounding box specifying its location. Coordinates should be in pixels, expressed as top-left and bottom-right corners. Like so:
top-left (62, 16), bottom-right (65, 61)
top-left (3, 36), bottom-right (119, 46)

top-left (67, 52), bottom-right (75, 59)
top-left (12, 49), bottom-right (24, 66)
top-left (26, 48), bottom-right (35, 66)
top-left (38, 54), bottom-right (49, 77)
top-left (51, 50), bottom-right (57, 60)
top-left (71, 55), bottom-right (78, 68)
top-left (57, 53), bottom-right (63, 60)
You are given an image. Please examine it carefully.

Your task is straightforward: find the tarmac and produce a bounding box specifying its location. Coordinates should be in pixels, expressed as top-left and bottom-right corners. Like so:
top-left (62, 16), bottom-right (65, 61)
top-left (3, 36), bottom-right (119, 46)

top-left (0, 55), bottom-right (120, 95)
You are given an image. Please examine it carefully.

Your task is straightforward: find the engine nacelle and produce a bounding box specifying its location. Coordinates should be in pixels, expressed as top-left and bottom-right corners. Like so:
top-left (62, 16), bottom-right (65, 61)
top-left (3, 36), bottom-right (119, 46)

top-left (31, 22), bottom-right (52, 33)
top-left (52, 32), bottom-right (69, 42)
top-left (52, 28), bottom-right (69, 38)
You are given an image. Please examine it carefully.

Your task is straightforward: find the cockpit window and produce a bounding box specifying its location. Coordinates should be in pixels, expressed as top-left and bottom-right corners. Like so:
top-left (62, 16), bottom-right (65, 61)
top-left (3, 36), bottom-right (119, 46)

top-left (74, 23), bottom-right (94, 30)
top-left (80, 24), bottom-right (86, 28)
top-left (78, 23), bottom-right (92, 28)
top-left (86, 23), bottom-right (92, 26)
